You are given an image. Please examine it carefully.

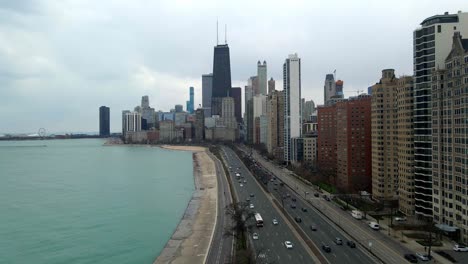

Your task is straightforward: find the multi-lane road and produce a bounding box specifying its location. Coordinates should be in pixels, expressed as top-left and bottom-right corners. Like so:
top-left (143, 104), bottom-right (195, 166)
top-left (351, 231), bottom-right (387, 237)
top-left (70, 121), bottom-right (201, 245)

top-left (221, 147), bottom-right (317, 264)
top-left (239, 145), bottom-right (414, 264)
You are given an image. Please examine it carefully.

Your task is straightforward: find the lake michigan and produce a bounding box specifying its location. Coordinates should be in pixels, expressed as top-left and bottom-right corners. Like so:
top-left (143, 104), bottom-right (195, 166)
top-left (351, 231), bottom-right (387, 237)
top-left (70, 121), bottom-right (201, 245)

top-left (0, 139), bottom-right (194, 264)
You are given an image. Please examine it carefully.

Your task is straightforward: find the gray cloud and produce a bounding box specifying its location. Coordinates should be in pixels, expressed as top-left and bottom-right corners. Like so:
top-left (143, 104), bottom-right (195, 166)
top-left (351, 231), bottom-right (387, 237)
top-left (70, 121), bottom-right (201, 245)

top-left (0, 0), bottom-right (465, 133)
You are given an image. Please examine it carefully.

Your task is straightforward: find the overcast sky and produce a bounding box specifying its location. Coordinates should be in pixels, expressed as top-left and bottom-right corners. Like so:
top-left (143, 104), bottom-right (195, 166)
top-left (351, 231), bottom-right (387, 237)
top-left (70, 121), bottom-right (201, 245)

top-left (0, 0), bottom-right (465, 134)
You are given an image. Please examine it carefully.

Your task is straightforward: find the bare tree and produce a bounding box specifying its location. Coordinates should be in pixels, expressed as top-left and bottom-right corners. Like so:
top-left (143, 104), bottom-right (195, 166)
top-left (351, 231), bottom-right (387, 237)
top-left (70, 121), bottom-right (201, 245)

top-left (224, 202), bottom-right (255, 250)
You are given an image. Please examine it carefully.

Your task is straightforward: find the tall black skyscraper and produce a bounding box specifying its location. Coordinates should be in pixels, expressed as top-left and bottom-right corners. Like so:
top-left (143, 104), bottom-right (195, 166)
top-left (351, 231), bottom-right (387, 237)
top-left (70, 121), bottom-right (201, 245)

top-left (211, 44), bottom-right (232, 115)
top-left (99, 106), bottom-right (110, 137)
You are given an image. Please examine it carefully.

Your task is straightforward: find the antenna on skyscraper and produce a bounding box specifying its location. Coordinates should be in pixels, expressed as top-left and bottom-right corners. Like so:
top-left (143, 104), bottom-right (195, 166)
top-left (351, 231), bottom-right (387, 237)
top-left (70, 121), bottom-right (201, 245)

top-left (225, 24), bottom-right (227, 44)
top-left (216, 19), bottom-right (219, 45)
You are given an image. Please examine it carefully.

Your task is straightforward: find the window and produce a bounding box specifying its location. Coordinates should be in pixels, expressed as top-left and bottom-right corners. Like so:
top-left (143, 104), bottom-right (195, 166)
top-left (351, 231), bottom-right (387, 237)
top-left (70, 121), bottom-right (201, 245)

top-left (438, 25), bottom-right (441, 33)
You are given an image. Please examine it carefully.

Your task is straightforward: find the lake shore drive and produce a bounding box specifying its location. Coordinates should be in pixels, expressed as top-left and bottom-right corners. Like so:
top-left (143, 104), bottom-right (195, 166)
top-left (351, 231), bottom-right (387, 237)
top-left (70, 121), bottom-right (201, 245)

top-left (154, 145), bottom-right (217, 264)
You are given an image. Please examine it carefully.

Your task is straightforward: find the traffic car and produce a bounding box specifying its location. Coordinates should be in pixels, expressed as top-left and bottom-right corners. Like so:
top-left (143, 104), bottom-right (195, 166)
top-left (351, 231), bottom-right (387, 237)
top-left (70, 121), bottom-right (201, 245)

top-left (290, 203), bottom-right (296, 209)
top-left (404, 253), bottom-right (418, 263)
top-left (294, 216), bottom-right (302, 223)
top-left (284, 241), bottom-right (293, 249)
top-left (310, 224), bottom-right (317, 231)
top-left (314, 193), bottom-right (320, 197)
top-left (415, 253), bottom-right (430, 261)
top-left (395, 216), bottom-right (407, 222)
top-left (322, 244), bottom-right (331, 253)
top-left (292, 197), bottom-right (297, 202)
top-left (334, 238), bottom-right (343, 245)
top-left (272, 218), bottom-right (279, 225)
top-left (369, 222), bottom-right (380, 230)
top-left (250, 193), bottom-right (255, 197)
top-left (301, 207), bottom-right (308, 212)
top-left (347, 240), bottom-right (356, 248)
top-left (249, 204), bottom-right (254, 209)
top-left (453, 244), bottom-right (468, 252)
top-left (253, 233), bottom-right (259, 240)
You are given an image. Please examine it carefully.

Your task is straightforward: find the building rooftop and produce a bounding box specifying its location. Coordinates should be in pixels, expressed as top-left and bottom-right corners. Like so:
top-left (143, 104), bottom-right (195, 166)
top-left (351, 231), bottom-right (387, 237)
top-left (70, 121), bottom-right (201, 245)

top-left (420, 11), bottom-right (460, 26)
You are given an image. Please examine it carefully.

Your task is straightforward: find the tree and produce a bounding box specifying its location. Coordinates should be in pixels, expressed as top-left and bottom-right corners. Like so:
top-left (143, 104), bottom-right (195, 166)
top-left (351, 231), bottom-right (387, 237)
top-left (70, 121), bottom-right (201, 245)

top-left (224, 202), bottom-right (255, 250)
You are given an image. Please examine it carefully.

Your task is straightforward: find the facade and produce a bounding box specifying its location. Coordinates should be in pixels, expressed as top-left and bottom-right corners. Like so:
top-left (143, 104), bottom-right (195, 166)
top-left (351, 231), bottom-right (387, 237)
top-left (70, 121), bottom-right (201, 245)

top-left (283, 53), bottom-right (302, 162)
top-left (336, 95), bottom-right (372, 192)
top-left (231, 87), bottom-right (242, 123)
top-left (211, 44), bottom-right (232, 116)
top-left (336, 80), bottom-right (344, 98)
top-left (324, 74), bottom-right (336, 104)
top-left (257, 61), bottom-right (267, 95)
top-left (252, 95), bottom-right (267, 144)
top-left (371, 69), bottom-right (399, 201)
top-left (175, 104), bottom-right (183, 113)
top-left (122, 110), bottom-right (130, 136)
top-left (291, 137), bottom-right (304, 163)
top-left (302, 100), bottom-right (315, 122)
top-left (303, 136), bottom-right (317, 164)
top-left (186, 87), bottom-right (194, 114)
top-left (99, 106), bottom-right (110, 137)
top-left (124, 111), bottom-right (142, 133)
top-left (194, 108), bottom-right (205, 141)
top-left (221, 97), bottom-right (236, 129)
top-left (159, 120), bottom-right (175, 142)
top-left (317, 104), bottom-right (337, 174)
top-left (268, 78), bottom-right (275, 94)
top-left (202, 73), bottom-right (213, 117)
top-left (413, 11), bottom-right (468, 217)
top-left (432, 32), bottom-right (468, 241)
top-left (141, 96), bottom-right (149, 108)
top-left (259, 115), bottom-right (268, 144)
top-left (397, 76), bottom-right (415, 216)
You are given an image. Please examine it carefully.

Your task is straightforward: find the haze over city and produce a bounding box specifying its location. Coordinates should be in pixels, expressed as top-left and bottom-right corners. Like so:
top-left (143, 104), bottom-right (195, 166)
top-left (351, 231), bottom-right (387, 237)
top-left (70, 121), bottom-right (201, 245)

top-left (0, 0), bottom-right (464, 133)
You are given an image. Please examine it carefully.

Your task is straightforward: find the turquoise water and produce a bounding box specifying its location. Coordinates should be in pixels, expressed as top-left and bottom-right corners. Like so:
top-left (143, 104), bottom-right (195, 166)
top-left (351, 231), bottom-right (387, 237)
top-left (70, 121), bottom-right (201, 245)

top-left (0, 139), bottom-right (194, 264)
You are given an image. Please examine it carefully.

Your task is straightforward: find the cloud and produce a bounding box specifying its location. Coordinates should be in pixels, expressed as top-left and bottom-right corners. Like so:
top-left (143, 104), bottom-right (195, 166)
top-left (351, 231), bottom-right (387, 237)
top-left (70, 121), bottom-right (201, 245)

top-left (0, 0), bottom-right (465, 133)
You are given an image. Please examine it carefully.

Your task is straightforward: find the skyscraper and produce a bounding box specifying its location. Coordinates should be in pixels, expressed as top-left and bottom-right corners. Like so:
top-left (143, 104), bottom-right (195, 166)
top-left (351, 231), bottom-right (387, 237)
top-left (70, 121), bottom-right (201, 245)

top-left (432, 32), bottom-right (468, 242)
top-left (211, 44), bottom-right (232, 115)
top-left (268, 77), bottom-right (275, 94)
top-left (324, 74), bottom-right (336, 104)
top-left (231, 87), bottom-right (242, 123)
top-left (141, 96), bottom-right (149, 108)
top-left (99, 106), bottom-right (110, 137)
top-left (335, 80), bottom-right (344, 98)
top-left (257, 61), bottom-right (267, 95)
top-left (283, 53), bottom-right (302, 162)
top-left (186, 87), bottom-right (194, 114)
top-left (413, 11), bottom-right (468, 218)
top-left (202, 73), bottom-right (213, 117)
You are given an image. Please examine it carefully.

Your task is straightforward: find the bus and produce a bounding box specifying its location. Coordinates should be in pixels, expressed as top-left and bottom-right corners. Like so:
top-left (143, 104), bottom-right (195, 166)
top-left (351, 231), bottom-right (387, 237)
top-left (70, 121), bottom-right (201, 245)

top-left (254, 213), bottom-right (264, 227)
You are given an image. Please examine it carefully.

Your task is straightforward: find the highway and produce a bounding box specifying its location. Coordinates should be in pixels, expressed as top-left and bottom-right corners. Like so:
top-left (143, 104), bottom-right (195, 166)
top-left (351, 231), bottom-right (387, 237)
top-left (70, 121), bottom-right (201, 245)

top-left (221, 147), bottom-right (318, 264)
top-left (239, 145), bottom-right (412, 264)
top-left (206, 152), bottom-right (234, 264)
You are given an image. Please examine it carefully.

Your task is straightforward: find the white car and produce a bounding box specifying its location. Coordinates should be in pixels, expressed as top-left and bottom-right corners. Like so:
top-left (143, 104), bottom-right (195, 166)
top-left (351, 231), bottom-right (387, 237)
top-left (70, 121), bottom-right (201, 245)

top-left (253, 233), bottom-right (259, 240)
top-left (272, 218), bottom-right (279, 225)
top-left (249, 204), bottom-right (254, 209)
top-left (240, 184), bottom-right (243, 187)
top-left (284, 241), bottom-right (293, 249)
top-left (244, 180), bottom-right (247, 183)
top-left (369, 222), bottom-right (380, 230)
top-left (394, 217), bottom-right (407, 222)
top-left (416, 253), bottom-right (430, 261)
top-left (453, 244), bottom-right (468, 252)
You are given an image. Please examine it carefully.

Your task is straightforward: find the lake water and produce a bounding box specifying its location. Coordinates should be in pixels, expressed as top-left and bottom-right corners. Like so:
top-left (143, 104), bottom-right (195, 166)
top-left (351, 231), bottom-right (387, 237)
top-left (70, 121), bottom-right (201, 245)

top-left (0, 139), bottom-right (194, 264)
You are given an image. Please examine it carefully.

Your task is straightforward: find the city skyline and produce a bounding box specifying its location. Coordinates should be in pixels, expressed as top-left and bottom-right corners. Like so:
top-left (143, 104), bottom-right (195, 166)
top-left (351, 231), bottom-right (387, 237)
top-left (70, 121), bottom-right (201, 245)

top-left (0, 1), bottom-right (465, 133)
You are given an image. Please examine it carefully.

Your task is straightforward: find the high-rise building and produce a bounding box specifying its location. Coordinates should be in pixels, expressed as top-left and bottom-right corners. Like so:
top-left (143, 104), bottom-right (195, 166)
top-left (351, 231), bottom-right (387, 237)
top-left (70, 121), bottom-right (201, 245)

top-left (211, 44), bottom-right (232, 115)
top-left (371, 69), bottom-right (399, 201)
top-left (122, 110), bottom-right (130, 136)
top-left (302, 100), bottom-right (315, 122)
top-left (257, 61), bottom-right (267, 95)
top-left (251, 76), bottom-right (259, 96)
top-left (413, 11), bottom-right (468, 218)
top-left (194, 108), bottom-right (205, 141)
top-left (99, 106), bottom-right (110, 137)
top-left (231, 87), bottom-right (242, 123)
top-left (140, 96), bottom-right (156, 130)
top-left (252, 95), bottom-right (267, 144)
top-left (318, 95), bottom-right (372, 192)
top-left (397, 76), bottom-right (415, 216)
top-left (175, 104), bottom-right (183, 113)
top-left (335, 80), bottom-right (344, 98)
top-left (283, 53), bottom-right (302, 162)
top-left (324, 74), bottom-right (336, 104)
top-left (141, 96), bottom-right (149, 108)
top-left (221, 97), bottom-right (236, 129)
top-left (186, 87), bottom-right (194, 114)
top-left (202, 73), bottom-right (213, 117)
top-left (432, 32), bottom-right (468, 242)
top-left (124, 111), bottom-right (142, 133)
top-left (268, 78), bottom-right (275, 94)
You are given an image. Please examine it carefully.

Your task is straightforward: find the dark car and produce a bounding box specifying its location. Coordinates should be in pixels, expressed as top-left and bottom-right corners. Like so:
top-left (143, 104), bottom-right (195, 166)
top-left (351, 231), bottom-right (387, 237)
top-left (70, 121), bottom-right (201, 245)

top-left (325, 196), bottom-right (331, 201)
top-left (347, 240), bottom-right (356, 248)
top-left (290, 204), bottom-right (297, 209)
top-left (246, 197), bottom-right (250, 202)
top-left (295, 216), bottom-right (302, 223)
top-left (322, 244), bottom-right (331, 253)
top-left (280, 183), bottom-right (284, 186)
top-left (314, 193), bottom-right (320, 197)
top-left (310, 225), bottom-right (317, 231)
top-left (301, 207), bottom-right (308, 212)
top-left (404, 254), bottom-right (418, 263)
top-left (292, 197), bottom-right (296, 202)
top-left (250, 193), bottom-right (255, 197)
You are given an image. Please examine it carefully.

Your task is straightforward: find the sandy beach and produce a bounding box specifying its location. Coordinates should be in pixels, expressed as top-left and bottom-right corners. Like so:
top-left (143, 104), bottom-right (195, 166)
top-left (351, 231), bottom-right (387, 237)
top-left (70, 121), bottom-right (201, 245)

top-left (154, 146), bottom-right (217, 264)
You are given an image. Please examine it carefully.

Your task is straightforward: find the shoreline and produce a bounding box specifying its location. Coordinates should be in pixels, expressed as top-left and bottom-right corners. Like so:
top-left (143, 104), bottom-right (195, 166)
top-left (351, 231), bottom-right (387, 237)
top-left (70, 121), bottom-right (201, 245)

top-left (154, 145), bottom-right (217, 264)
